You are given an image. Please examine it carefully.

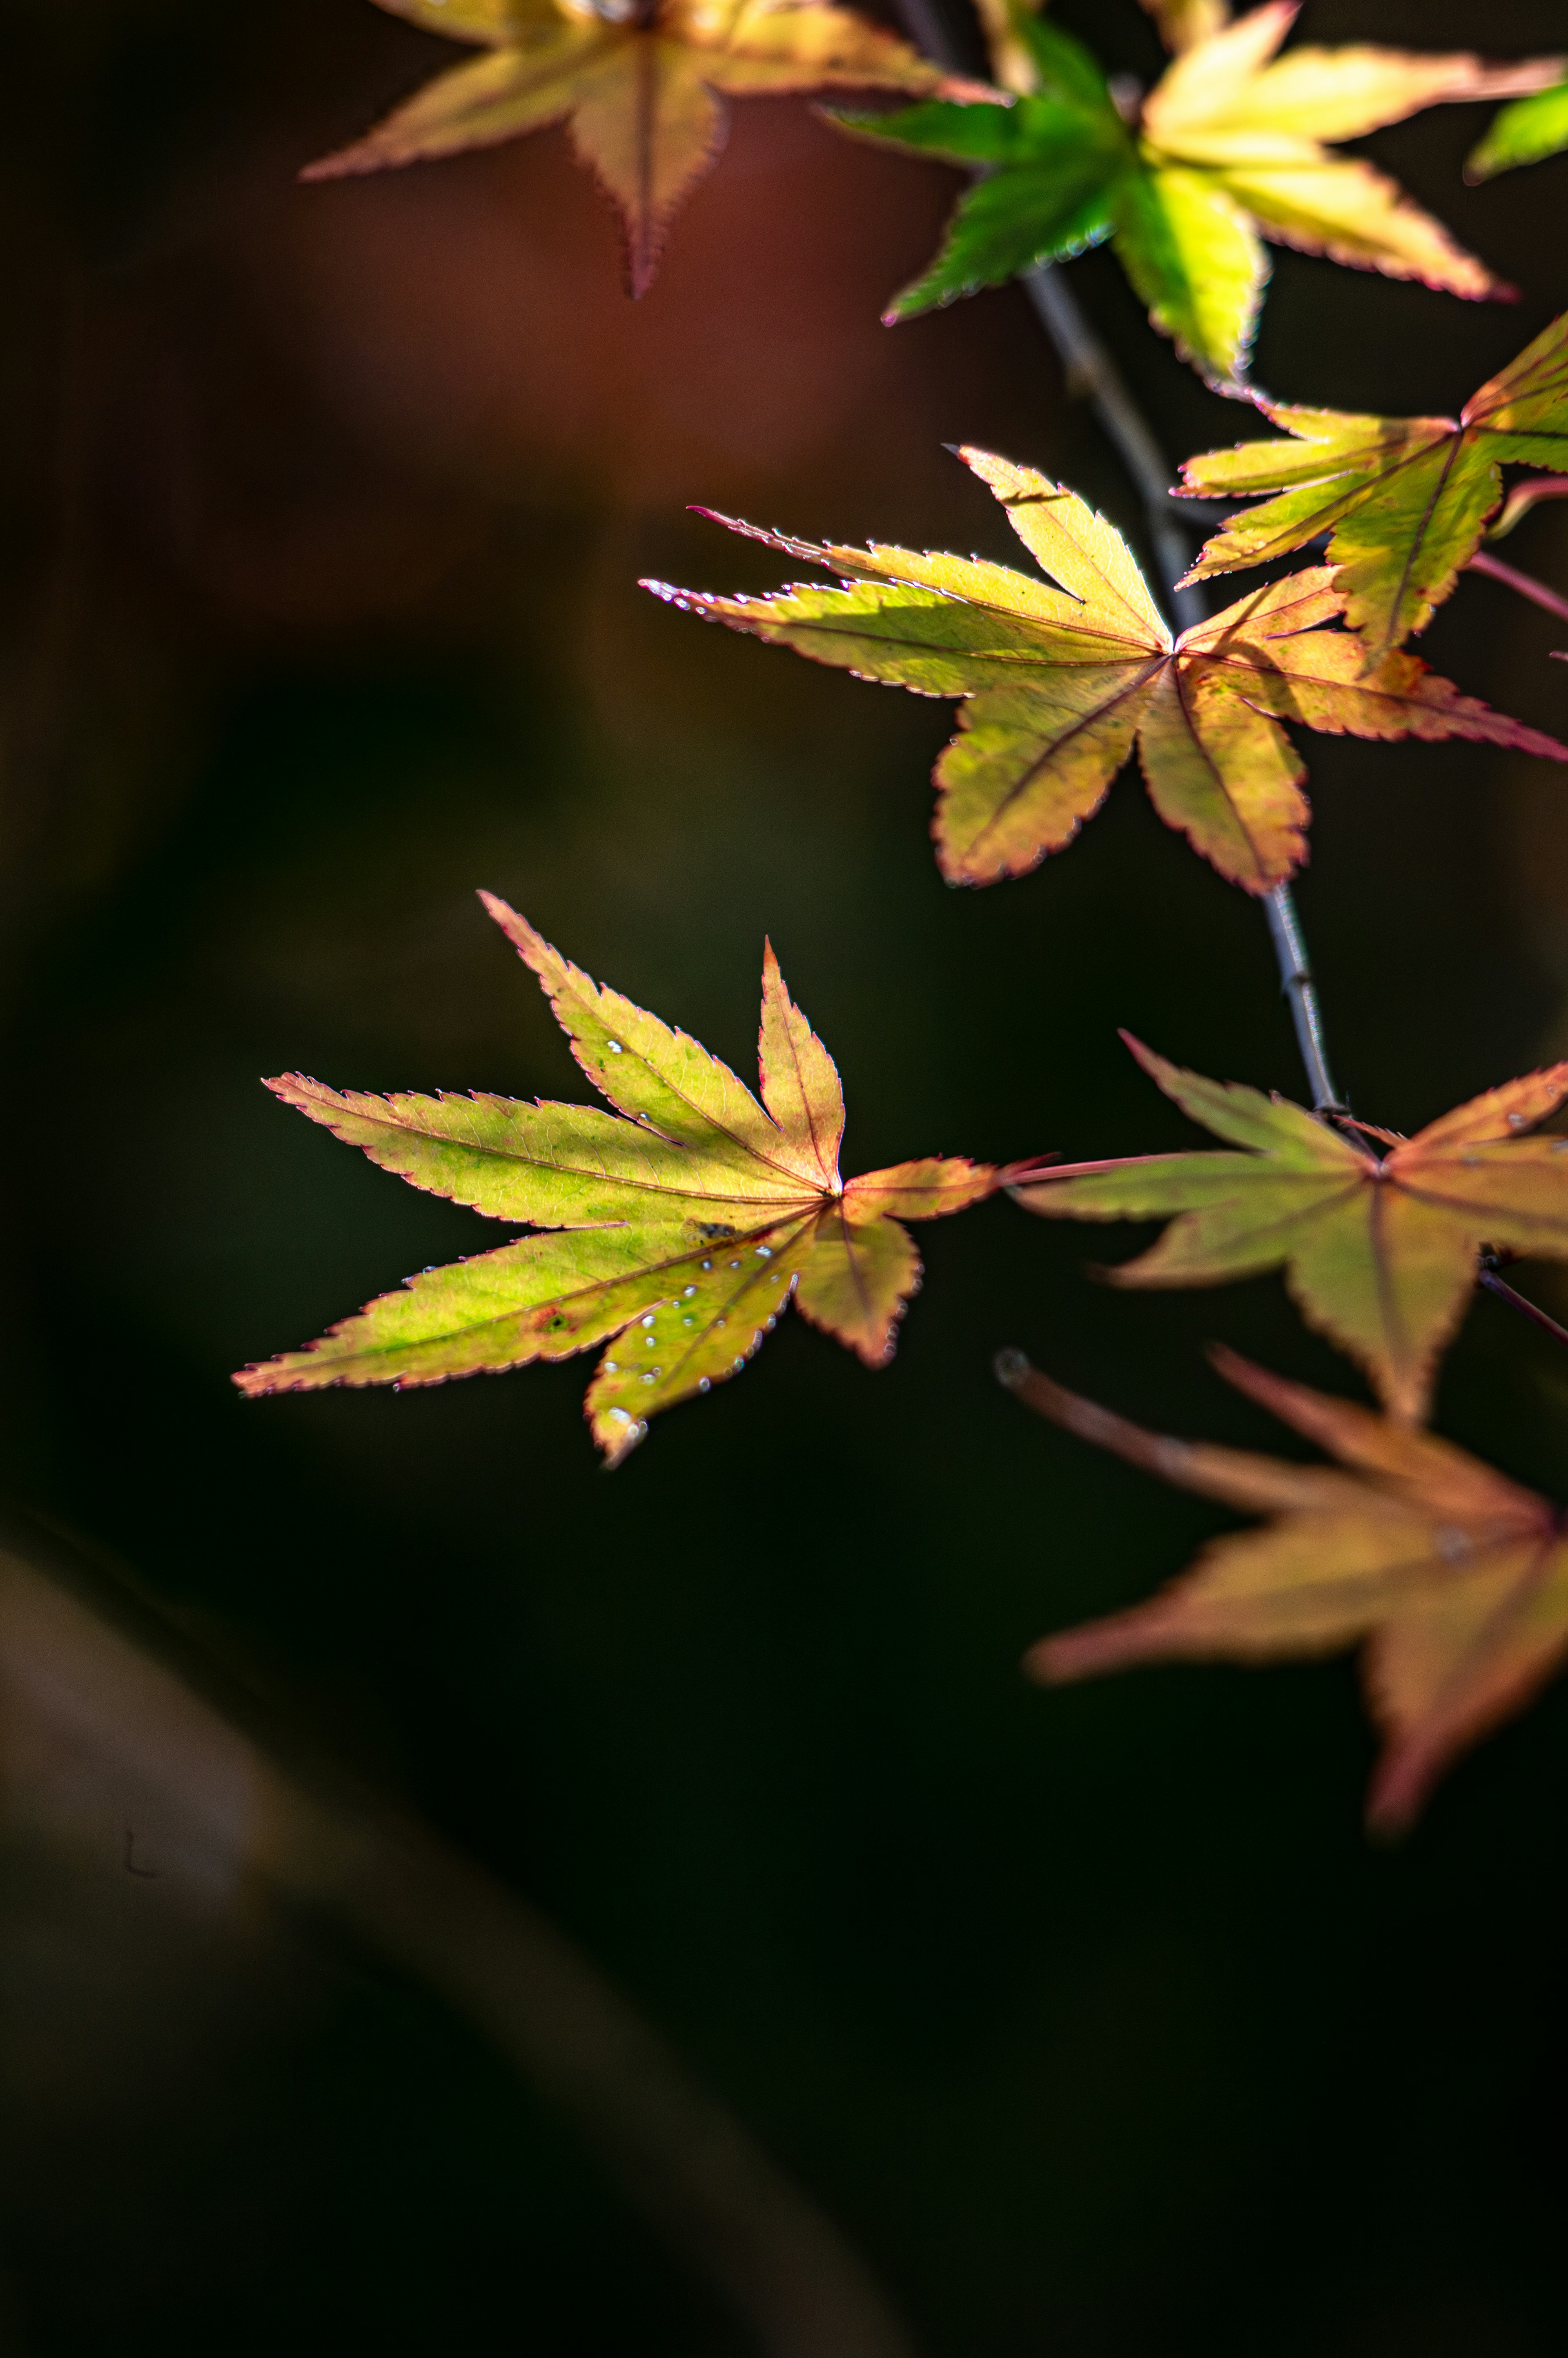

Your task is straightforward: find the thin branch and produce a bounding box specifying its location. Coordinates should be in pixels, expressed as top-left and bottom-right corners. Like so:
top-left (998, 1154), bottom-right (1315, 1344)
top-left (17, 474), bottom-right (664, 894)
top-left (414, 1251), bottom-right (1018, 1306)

top-left (1465, 548), bottom-right (1568, 626)
top-left (1478, 1261), bottom-right (1568, 1353)
top-left (1025, 265), bottom-right (1347, 1109)
top-left (1262, 885), bottom-right (1343, 1113)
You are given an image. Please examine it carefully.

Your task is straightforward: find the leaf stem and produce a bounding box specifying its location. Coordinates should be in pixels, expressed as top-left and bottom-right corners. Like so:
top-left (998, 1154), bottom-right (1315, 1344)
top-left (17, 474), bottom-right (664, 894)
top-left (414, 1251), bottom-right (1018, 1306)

top-left (1465, 548), bottom-right (1568, 626)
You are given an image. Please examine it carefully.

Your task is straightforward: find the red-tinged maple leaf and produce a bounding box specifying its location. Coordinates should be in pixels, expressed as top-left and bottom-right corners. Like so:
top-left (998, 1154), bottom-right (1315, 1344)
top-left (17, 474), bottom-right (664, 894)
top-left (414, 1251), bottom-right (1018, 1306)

top-left (303, 0), bottom-right (990, 296)
top-left (998, 1345), bottom-right (1568, 1833)
top-left (648, 448), bottom-right (1568, 895)
top-left (1013, 1035), bottom-right (1568, 1424)
top-left (235, 893), bottom-right (1011, 1463)
top-left (1178, 310), bottom-right (1568, 666)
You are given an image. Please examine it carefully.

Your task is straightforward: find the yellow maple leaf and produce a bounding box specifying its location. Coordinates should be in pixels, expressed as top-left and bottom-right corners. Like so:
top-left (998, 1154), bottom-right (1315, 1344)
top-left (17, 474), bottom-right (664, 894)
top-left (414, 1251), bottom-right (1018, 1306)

top-left (236, 894), bottom-right (1004, 1462)
top-left (304, 0), bottom-right (990, 293)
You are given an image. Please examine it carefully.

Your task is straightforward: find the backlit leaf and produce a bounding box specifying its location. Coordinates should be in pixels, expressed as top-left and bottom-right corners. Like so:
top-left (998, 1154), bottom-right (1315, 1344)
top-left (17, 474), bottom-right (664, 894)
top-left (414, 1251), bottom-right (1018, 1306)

top-left (646, 448), bottom-right (1567, 895)
top-left (1014, 1035), bottom-right (1568, 1424)
top-left (1466, 78), bottom-right (1568, 181)
top-left (304, 0), bottom-right (990, 296)
top-left (1000, 1345), bottom-right (1568, 1831)
top-left (1139, 0), bottom-right (1231, 58)
top-left (1179, 310), bottom-right (1568, 664)
top-left (838, 0), bottom-right (1559, 381)
top-left (235, 895), bottom-right (1002, 1463)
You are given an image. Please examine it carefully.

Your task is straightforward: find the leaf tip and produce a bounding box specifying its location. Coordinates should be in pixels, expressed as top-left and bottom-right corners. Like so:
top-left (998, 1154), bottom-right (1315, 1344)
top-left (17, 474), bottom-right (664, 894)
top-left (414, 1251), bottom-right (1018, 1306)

top-left (1364, 1753), bottom-right (1425, 1841)
top-left (1116, 1028), bottom-right (1161, 1077)
top-left (597, 1407), bottom-right (650, 1467)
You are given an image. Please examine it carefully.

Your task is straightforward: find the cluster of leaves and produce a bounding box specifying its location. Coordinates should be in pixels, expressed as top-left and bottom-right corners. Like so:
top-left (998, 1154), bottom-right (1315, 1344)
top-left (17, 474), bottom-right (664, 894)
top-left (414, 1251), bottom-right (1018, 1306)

top-left (837, 0), bottom-right (1559, 382)
top-left (266, 0), bottom-right (1568, 1828)
top-left (633, 317), bottom-right (1568, 1817)
top-left (237, 895), bottom-right (1011, 1461)
top-left (303, 0), bottom-right (1561, 373)
top-left (303, 0), bottom-right (989, 294)
top-left (650, 441), bottom-right (1566, 895)
top-left (992, 1039), bottom-right (1568, 1825)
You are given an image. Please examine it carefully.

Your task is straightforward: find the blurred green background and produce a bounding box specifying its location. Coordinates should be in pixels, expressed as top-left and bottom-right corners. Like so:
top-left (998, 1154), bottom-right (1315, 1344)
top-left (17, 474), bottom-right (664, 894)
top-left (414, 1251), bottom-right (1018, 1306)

top-left (4, 0), bottom-right (1568, 2350)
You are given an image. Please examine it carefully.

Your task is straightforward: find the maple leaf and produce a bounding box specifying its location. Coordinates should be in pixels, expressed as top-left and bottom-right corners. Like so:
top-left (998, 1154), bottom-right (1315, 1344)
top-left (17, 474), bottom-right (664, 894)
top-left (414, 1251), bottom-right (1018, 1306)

top-left (1467, 76), bottom-right (1568, 182)
top-left (1014, 1034), bottom-right (1568, 1425)
top-left (999, 1345), bottom-right (1568, 1833)
top-left (1178, 312), bottom-right (1568, 668)
top-left (646, 447), bottom-right (1567, 895)
top-left (1136, 0), bottom-right (1231, 57)
top-left (234, 894), bottom-right (1002, 1464)
top-left (832, 0), bottom-right (1560, 382)
top-left (302, 0), bottom-right (988, 297)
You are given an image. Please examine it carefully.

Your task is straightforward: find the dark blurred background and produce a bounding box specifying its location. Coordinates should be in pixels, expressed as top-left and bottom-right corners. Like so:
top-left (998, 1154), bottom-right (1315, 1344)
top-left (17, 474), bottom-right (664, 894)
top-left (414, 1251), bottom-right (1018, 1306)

top-left (4, 1), bottom-right (1568, 2350)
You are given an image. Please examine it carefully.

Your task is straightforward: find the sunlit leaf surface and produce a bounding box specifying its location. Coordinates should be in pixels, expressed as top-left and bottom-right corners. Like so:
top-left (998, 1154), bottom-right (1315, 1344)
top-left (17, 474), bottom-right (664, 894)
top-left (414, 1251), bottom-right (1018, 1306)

top-left (236, 897), bottom-right (1001, 1462)
top-left (1015, 1035), bottom-right (1568, 1424)
top-left (1179, 311), bottom-right (1568, 664)
top-left (1001, 1345), bottom-right (1568, 1832)
top-left (648, 448), bottom-right (1567, 895)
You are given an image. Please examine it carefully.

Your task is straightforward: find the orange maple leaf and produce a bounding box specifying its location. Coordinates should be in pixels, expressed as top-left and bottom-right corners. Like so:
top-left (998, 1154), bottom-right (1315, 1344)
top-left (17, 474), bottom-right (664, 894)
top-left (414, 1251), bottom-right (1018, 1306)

top-left (1001, 1346), bottom-right (1568, 1833)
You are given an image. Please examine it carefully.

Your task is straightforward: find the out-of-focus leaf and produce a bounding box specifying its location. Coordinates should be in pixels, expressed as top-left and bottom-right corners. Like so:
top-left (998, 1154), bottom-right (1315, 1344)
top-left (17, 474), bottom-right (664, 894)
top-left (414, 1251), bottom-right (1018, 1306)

top-left (647, 448), bottom-right (1567, 895)
top-left (1467, 78), bottom-right (1568, 180)
top-left (1179, 311), bottom-right (1568, 664)
top-left (838, 0), bottom-right (1560, 381)
top-left (1109, 157), bottom-right (1265, 385)
top-left (304, 0), bottom-right (992, 296)
top-left (236, 897), bottom-right (1003, 1463)
top-left (1000, 1345), bottom-right (1568, 1833)
top-left (833, 87), bottom-right (1124, 317)
top-left (1014, 1035), bottom-right (1568, 1424)
top-left (1140, 0), bottom-right (1230, 55)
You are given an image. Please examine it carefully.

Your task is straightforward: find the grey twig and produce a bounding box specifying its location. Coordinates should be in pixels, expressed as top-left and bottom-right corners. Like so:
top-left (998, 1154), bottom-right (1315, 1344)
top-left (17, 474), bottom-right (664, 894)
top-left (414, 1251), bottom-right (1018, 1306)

top-left (1262, 884), bottom-right (1344, 1114)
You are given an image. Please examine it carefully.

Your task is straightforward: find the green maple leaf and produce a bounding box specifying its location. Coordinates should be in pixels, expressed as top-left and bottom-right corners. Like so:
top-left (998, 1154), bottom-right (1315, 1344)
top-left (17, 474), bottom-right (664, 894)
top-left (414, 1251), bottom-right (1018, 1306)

top-left (1014, 1035), bottom-right (1568, 1425)
top-left (1178, 310), bottom-right (1568, 667)
top-left (1001, 1345), bottom-right (1568, 1833)
top-left (303, 0), bottom-right (988, 296)
top-left (235, 895), bottom-right (1003, 1463)
top-left (832, 0), bottom-right (1560, 383)
top-left (1467, 77), bottom-right (1568, 181)
top-left (648, 447), bottom-right (1567, 896)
